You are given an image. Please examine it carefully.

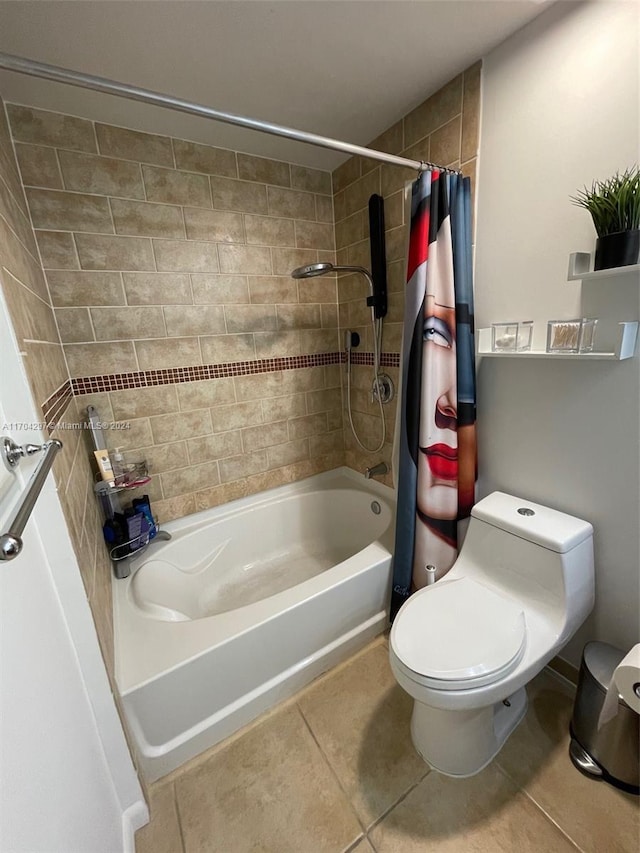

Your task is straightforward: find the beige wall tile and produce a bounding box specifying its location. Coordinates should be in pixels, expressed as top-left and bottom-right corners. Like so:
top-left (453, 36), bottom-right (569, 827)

top-left (160, 460), bottom-right (220, 498)
top-left (210, 400), bottom-right (263, 432)
top-left (183, 207), bottom-right (244, 243)
top-left (95, 124), bottom-right (174, 167)
top-left (150, 408), bottom-right (212, 444)
top-left (19, 341), bottom-right (67, 407)
top-left (122, 272), bottom-right (191, 305)
top-left (153, 239), bottom-right (219, 273)
top-left (262, 392), bottom-right (307, 423)
top-left (55, 306), bottom-right (93, 343)
top-left (288, 412), bottom-right (328, 440)
top-left (143, 165), bottom-right (211, 207)
top-left (0, 177), bottom-right (39, 257)
top-left (200, 333), bottom-right (256, 363)
top-left (111, 199), bottom-right (184, 239)
top-left (305, 329), bottom-right (339, 353)
top-left (333, 157), bottom-right (361, 194)
top-left (241, 420), bottom-right (288, 451)
top-left (210, 176), bottom-right (268, 214)
top-left (462, 61), bottom-right (482, 164)
top-left (430, 116), bottom-right (462, 166)
top-left (135, 337), bottom-right (200, 369)
top-left (254, 331), bottom-right (302, 358)
top-left (47, 270), bottom-right (125, 306)
top-left (404, 74), bottom-right (463, 148)
top-left (290, 164), bottom-right (332, 195)
top-left (154, 493), bottom-right (196, 524)
top-left (315, 195), bottom-right (334, 223)
top-left (361, 122), bottom-right (404, 174)
top-left (58, 150), bottom-right (145, 199)
top-left (270, 247), bottom-right (316, 277)
top-left (248, 275), bottom-right (298, 304)
top-left (1, 220), bottom-right (49, 300)
top-left (14, 142), bottom-right (63, 188)
top-left (0, 104), bottom-right (28, 217)
top-left (8, 104), bottom-right (97, 152)
top-left (234, 370), bottom-right (284, 402)
top-left (267, 437), bottom-right (309, 469)
top-left (225, 304), bottom-right (277, 333)
top-left (321, 303), bottom-right (338, 328)
top-left (244, 214), bottom-right (295, 247)
top-left (307, 387), bottom-right (342, 413)
top-left (135, 441), bottom-right (189, 476)
top-left (335, 211), bottom-right (366, 250)
top-left (218, 244), bottom-right (272, 275)
top-left (237, 153), bottom-right (290, 187)
top-left (173, 139), bottom-right (237, 177)
top-left (310, 430), bottom-right (344, 456)
top-left (64, 341), bottom-right (136, 377)
top-left (164, 304), bottom-right (225, 336)
top-left (267, 186), bottom-right (315, 221)
top-left (297, 276), bottom-right (336, 304)
top-left (1, 271), bottom-right (57, 345)
top-left (176, 378), bottom-right (236, 411)
top-left (191, 274), bottom-right (249, 304)
top-left (295, 220), bottom-right (335, 250)
top-left (218, 450), bottom-right (268, 484)
top-left (26, 187), bottom-right (113, 233)
top-left (186, 430), bottom-right (243, 464)
top-left (110, 384), bottom-right (178, 420)
top-left (104, 416), bottom-right (152, 450)
top-left (276, 303), bottom-right (321, 330)
top-left (342, 169), bottom-right (381, 219)
top-left (75, 233), bottom-right (154, 271)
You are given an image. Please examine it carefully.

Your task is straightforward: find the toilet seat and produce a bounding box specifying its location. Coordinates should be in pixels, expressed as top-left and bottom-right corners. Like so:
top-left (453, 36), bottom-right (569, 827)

top-left (391, 577), bottom-right (527, 691)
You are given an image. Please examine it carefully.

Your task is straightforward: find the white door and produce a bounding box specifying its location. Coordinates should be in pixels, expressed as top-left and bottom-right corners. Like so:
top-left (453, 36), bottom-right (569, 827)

top-left (0, 287), bottom-right (146, 851)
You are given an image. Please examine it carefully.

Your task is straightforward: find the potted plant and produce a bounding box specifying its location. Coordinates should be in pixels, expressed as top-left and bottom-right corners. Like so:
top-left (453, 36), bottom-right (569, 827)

top-left (572, 167), bottom-right (640, 270)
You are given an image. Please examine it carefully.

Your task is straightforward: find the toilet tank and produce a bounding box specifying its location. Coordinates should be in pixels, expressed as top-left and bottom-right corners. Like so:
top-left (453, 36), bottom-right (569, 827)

top-left (454, 492), bottom-right (594, 637)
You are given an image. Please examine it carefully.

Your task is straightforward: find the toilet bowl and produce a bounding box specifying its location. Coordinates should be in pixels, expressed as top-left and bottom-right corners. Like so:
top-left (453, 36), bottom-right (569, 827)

top-left (390, 491), bottom-right (594, 777)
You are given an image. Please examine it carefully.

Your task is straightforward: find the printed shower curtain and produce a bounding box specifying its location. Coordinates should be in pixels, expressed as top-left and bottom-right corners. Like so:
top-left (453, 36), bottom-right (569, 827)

top-left (391, 170), bottom-right (476, 619)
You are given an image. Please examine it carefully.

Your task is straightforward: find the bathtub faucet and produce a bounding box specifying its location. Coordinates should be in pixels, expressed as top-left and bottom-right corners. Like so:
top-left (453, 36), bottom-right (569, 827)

top-left (364, 462), bottom-right (388, 479)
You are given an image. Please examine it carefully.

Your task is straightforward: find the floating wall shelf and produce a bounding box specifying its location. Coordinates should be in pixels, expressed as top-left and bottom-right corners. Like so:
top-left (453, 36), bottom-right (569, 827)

top-left (567, 252), bottom-right (640, 282)
top-left (477, 323), bottom-right (638, 360)
top-left (479, 253), bottom-right (639, 361)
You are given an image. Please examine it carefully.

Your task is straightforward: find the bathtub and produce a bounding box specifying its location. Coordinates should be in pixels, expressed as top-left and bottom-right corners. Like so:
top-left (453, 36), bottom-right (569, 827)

top-left (113, 467), bottom-right (395, 781)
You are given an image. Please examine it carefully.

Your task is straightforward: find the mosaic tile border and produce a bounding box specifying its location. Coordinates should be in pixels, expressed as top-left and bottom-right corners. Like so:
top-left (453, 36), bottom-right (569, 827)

top-left (42, 352), bottom-right (401, 418)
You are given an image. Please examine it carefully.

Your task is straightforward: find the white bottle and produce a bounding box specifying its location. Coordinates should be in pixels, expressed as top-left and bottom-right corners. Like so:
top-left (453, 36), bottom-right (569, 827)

top-left (111, 447), bottom-right (125, 486)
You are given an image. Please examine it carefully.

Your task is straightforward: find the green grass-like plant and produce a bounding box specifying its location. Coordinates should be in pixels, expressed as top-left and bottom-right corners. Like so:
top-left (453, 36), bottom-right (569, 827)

top-left (571, 167), bottom-right (640, 237)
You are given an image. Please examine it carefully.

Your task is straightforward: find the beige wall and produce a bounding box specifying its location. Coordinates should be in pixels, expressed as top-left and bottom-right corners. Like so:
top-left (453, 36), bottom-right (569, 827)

top-left (7, 104), bottom-right (345, 524)
top-left (331, 62), bottom-right (481, 482)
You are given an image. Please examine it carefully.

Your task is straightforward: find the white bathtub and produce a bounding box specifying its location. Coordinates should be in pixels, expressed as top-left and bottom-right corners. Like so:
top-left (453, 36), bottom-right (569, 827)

top-left (113, 467), bottom-right (395, 781)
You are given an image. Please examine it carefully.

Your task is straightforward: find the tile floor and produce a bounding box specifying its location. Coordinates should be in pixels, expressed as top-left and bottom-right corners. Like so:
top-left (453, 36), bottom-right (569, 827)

top-left (135, 637), bottom-right (639, 853)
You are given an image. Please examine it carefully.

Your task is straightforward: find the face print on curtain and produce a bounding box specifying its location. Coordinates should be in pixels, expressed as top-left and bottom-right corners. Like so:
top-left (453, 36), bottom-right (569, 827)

top-left (391, 171), bottom-right (476, 619)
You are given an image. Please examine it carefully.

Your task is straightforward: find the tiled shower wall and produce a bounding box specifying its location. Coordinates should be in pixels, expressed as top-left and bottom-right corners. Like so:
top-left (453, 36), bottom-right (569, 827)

top-left (7, 104), bottom-right (345, 524)
top-left (0, 98), bottom-right (114, 672)
top-left (332, 62), bottom-right (481, 482)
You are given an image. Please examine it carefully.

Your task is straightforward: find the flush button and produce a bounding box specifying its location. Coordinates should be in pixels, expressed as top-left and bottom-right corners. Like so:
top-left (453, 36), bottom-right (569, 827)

top-left (518, 507), bottom-right (535, 516)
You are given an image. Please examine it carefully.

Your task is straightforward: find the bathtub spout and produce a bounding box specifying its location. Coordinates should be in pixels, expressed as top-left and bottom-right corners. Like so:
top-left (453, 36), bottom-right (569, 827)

top-left (364, 462), bottom-right (388, 479)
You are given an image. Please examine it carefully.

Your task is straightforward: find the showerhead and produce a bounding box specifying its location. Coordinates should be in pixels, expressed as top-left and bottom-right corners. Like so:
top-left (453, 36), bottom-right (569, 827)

top-left (290, 262), bottom-right (334, 279)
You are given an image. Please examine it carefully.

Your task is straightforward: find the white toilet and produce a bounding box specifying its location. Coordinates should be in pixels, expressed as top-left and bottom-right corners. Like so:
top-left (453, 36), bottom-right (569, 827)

top-left (390, 491), bottom-right (594, 778)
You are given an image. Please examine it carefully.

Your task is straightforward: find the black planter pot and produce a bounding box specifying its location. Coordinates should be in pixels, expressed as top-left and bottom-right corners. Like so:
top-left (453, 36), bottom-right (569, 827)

top-left (594, 229), bottom-right (640, 271)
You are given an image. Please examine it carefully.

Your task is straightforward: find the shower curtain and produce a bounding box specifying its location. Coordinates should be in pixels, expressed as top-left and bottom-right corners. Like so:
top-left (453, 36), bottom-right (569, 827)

top-left (391, 170), bottom-right (476, 619)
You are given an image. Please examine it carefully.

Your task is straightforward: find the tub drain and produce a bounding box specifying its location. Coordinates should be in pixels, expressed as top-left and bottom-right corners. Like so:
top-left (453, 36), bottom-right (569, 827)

top-left (371, 501), bottom-right (381, 515)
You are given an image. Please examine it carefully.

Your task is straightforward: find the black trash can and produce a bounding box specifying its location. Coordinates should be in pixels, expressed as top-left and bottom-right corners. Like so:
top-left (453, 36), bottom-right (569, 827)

top-left (569, 641), bottom-right (639, 795)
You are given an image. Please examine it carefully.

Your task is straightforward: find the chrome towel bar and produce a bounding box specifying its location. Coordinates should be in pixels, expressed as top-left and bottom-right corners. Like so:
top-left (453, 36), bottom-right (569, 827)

top-left (0, 439), bottom-right (63, 562)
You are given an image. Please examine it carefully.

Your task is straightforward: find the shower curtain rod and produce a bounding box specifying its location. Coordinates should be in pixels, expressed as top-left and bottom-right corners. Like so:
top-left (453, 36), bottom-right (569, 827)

top-left (0, 52), bottom-right (460, 175)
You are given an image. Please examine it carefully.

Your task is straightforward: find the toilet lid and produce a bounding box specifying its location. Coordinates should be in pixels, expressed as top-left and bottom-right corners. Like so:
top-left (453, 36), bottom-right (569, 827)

top-left (391, 578), bottom-right (526, 689)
